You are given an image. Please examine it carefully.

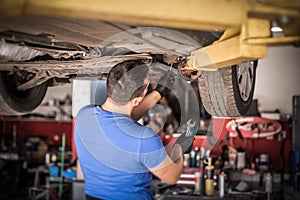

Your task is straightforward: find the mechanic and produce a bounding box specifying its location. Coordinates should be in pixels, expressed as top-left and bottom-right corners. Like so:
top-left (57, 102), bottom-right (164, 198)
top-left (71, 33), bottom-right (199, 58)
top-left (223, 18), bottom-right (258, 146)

top-left (74, 60), bottom-right (187, 200)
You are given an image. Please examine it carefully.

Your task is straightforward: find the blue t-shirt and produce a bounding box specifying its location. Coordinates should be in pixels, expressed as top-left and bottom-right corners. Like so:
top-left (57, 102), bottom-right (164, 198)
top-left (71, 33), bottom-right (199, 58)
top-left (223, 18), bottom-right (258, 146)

top-left (74, 105), bottom-right (167, 200)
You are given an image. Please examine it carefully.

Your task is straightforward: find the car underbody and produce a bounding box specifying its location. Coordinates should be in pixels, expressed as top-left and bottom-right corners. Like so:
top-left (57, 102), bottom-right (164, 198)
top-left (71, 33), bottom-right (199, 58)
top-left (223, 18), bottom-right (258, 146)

top-left (0, 15), bottom-right (257, 117)
top-left (1, 0), bottom-right (298, 117)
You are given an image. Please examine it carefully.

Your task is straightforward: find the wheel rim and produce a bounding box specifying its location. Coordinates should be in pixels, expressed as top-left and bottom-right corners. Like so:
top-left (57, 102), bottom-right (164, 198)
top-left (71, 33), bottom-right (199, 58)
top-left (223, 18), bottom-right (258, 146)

top-left (2, 71), bottom-right (36, 100)
top-left (0, 71), bottom-right (48, 114)
top-left (236, 61), bottom-right (255, 101)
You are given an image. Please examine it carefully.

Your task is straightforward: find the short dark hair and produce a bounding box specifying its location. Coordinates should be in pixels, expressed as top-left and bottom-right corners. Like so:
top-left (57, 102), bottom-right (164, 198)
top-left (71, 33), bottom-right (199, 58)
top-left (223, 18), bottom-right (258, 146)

top-left (106, 60), bottom-right (149, 105)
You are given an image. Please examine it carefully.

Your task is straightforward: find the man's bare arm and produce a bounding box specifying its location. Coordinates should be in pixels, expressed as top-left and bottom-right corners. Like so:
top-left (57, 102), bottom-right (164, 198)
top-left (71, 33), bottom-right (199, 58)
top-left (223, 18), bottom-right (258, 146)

top-left (149, 144), bottom-right (183, 184)
top-left (131, 90), bottom-right (161, 121)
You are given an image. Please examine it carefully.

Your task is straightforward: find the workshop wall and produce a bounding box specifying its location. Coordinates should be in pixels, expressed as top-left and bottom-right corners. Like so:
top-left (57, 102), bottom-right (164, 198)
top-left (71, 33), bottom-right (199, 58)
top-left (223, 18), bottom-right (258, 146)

top-left (0, 120), bottom-right (72, 150)
top-left (42, 84), bottom-right (72, 103)
top-left (254, 46), bottom-right (300, 114)
top-left (24, 84), bottom-right (74, 122)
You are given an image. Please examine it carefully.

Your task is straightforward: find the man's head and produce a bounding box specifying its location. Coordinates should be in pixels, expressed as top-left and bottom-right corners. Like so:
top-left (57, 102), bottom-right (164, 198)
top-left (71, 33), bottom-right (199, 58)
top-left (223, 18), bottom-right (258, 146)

top-left (106, 60), bottom-right (149, 105)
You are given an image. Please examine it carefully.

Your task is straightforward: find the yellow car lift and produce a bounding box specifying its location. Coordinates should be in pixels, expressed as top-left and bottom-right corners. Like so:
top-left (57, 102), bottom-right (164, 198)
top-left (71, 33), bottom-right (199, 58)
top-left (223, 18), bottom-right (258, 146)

top-left (1, 0), bottom-right (300, 71)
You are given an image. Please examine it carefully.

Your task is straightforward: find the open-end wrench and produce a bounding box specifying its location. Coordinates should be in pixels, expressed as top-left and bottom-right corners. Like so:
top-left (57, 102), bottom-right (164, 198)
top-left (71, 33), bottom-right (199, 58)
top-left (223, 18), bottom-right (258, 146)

top-left (185, 118), bottom-right (196, 136)
top-left (169, 63), bottom-right (173, 71)
top-left (175, 118), bottom-right (196, 154)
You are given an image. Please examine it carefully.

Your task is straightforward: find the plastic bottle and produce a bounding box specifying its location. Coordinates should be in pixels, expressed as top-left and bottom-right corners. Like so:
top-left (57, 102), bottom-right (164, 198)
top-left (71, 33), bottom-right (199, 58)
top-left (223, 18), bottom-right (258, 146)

top-left (190, 148), bottom-right (196, 167)
top-left (205, 157), bottom-right (214, 196)
top-left (199, 158), bottom-right (205, 195)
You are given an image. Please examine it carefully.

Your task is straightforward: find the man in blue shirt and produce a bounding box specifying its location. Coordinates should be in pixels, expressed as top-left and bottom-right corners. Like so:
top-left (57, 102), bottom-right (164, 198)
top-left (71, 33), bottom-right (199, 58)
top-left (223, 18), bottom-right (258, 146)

top-left (75, 60), bottom-right (183, 200)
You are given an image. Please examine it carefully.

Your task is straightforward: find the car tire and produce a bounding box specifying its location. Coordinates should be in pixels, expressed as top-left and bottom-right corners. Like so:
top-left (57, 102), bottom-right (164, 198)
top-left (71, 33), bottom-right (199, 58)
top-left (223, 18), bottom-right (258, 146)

top-left (0, 72), bottom-right (48, 115)
top-left (198, 61), bottom-right (257, 117)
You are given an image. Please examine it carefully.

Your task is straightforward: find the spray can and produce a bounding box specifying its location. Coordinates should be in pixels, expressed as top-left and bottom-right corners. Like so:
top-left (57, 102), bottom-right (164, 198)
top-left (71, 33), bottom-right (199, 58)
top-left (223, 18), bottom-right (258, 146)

top-left (219, 172), bottom-right (225, 197)
top-left (265, 173), bottom-right (272, 200)
top-left (205, 157), bottom-right (214, 196)
top-left (183, 154), bottom-right (190, 168)
top-left (265, 173), bottom-right (272, 193)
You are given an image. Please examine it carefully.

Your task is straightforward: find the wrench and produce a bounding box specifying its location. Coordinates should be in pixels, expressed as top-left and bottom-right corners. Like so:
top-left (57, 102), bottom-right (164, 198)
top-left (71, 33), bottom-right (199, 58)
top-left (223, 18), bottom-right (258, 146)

top-left (185, 118), bottom-right (196, 136)
top-left (169, 63), bottom-right (173, 71)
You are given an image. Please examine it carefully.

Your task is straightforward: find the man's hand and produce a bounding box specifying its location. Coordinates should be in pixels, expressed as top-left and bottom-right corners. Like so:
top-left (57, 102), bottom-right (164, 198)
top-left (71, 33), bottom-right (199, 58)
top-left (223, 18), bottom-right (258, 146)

top-left (173, 134), bottom-right (195, 154)
top-left (155, 71), bottom-right (175, 98)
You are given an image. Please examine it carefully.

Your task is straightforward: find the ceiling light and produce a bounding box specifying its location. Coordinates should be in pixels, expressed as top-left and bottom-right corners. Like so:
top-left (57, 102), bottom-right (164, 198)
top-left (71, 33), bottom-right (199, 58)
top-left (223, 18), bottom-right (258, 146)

top-left (271, 26), bottom-right (283, 32)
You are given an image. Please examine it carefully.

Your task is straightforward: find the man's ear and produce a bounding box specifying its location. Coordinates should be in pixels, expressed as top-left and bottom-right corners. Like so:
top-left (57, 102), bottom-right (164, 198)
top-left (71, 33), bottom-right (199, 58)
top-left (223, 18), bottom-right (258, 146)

top-left (132, 97), bottom-right (142, 107)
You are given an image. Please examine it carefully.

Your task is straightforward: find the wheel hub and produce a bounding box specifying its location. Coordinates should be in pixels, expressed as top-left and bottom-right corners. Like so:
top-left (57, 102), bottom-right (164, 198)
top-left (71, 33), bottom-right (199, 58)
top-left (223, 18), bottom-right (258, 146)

top-left (236, 61), bottom-right (254, 101)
